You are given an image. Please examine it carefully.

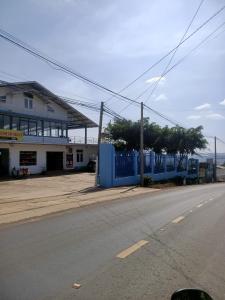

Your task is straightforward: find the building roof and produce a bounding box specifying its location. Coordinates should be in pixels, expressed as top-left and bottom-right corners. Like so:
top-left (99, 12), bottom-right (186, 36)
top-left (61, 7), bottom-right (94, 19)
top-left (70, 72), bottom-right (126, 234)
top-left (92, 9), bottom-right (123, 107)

top-left (0, 81), bottom-right (98, 129)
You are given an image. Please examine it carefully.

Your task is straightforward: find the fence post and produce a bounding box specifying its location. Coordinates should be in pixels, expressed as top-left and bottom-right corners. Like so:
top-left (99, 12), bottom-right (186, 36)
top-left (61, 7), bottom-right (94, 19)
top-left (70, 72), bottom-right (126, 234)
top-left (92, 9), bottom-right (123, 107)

top-left (185, 156), bottom-right (188, 171)
top-left (99, 144), bottom-right (114, 188)
top-left (134, 150), bottom-right (138, 177)
top-left (151, 151), bottom-right (155, 174)
top-left (163, 155), bottom-right (166, 173)
top-left (174, 155), bottom-right (177, 174)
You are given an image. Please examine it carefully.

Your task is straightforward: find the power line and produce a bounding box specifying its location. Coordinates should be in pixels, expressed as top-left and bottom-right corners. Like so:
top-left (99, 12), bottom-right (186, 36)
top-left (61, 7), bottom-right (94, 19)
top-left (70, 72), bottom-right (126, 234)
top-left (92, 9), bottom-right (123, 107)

top-left (0, 4), bottom-right (224, 128)
top-left (118, 0), bottom-right (206, 113)
top-left (144, 0), bottom-right (205, 105)
top-left (0, 79), bottom-right (124, 121)
top-left (217, 137), bottom-right (225, 146)
top-left (0, 69), bottom-right (27, 81)
top-left (0, 3), bottom-right (224, 108)
top-left (117, 20), bottom-right (225, 119)
top-left (62, 97), bottom-right (124, 120)
top-left (105, 3), bottom-right (225, 105)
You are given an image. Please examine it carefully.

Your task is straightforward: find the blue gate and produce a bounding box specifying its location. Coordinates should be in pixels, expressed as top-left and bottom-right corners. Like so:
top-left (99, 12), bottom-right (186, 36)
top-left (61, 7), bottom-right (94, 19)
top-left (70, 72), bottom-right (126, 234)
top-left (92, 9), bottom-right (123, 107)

top-left (115, 151), bottom-right (135, 178)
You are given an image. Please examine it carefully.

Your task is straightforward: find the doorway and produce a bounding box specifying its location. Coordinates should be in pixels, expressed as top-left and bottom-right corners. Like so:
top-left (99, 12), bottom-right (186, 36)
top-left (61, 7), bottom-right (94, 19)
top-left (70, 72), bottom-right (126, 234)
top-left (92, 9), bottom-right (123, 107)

top-left (46, 152), bottom-right (63, 171)
top-left (0, 148), bottom-right (9, 176)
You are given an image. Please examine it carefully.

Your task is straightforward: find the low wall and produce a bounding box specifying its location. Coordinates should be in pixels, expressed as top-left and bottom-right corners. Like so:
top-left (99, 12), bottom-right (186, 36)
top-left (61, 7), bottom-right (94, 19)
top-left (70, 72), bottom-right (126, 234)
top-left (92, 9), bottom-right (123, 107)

top-left (99, 144), bottom-right (199, 188)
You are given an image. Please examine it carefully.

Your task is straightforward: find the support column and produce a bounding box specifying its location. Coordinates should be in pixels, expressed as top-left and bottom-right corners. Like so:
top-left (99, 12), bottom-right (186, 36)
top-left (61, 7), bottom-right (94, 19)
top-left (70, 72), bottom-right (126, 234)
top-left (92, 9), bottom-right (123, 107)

top-left (84, 126), bottom-right (87, 144)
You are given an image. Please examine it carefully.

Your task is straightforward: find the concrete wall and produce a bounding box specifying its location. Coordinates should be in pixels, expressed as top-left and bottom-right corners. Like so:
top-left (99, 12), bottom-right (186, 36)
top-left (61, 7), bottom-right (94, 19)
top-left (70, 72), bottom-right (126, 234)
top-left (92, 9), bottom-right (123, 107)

top-left (0, 142), bottom-right (97, 175)
top-left (0, 87), bottom-right (68, 120)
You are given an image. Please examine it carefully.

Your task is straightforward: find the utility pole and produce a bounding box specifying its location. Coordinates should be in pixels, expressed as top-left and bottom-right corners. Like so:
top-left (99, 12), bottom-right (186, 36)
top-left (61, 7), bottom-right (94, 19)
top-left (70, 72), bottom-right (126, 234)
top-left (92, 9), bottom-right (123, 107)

top-left (214, 136), bottom-right (217, 182)
top-left (95, 101), bottom-right (104, 186)
top-left (140, 102), bottom-right (144, 187)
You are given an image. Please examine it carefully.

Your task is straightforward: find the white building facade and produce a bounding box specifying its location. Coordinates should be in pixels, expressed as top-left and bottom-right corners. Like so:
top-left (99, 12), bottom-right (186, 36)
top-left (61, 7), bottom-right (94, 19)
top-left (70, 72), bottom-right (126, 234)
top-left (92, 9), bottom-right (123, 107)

top-left (0, 81), bottom-right (98, 176)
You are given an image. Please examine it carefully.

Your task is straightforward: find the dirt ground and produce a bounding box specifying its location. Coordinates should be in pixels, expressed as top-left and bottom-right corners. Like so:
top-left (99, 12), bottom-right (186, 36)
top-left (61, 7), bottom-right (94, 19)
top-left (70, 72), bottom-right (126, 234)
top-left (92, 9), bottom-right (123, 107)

top-left (0, 172), bottom-right (159, 225)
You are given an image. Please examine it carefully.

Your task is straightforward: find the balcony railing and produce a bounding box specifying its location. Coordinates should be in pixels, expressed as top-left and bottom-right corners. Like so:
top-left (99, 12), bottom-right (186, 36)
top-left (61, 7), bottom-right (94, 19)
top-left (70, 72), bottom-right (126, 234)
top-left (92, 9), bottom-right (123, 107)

top-left (70, 136), bottom-right (98, 144)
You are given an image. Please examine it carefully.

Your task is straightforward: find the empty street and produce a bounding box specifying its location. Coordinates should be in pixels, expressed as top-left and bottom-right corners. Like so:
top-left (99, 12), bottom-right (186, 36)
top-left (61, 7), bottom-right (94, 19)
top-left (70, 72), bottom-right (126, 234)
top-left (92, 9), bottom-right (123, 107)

top-left (0, 183), bottom-right (225, 300)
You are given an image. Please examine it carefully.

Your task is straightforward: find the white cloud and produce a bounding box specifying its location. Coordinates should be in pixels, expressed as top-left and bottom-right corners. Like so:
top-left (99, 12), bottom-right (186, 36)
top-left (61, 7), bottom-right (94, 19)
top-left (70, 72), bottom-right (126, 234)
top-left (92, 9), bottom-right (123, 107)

top-left (205, 113), bottom-right (225, 120)
top-left (154, 93), bottom-right (168, 102)
top-left (219, 99), bottom-right (225, 105)
top-left (145, 76), bottom-right (166, 84)
top-left (194, 103), bottom-right (211, 110)
top-left (187, 115), bottom-right (201, 120)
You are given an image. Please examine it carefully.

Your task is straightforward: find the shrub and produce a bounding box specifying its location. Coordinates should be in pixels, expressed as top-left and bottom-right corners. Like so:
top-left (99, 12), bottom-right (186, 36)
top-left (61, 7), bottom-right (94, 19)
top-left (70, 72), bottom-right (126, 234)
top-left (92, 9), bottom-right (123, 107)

top-left (143, 176), bottom-right (153, 187)
top-left (172, 176), bottom-right (184, 186)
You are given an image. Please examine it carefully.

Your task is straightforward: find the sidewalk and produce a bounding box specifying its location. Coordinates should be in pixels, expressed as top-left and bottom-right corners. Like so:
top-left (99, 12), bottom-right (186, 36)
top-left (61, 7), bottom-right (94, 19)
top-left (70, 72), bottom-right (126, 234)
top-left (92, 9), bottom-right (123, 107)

top-left (0, 173), bottom-right (159, 225)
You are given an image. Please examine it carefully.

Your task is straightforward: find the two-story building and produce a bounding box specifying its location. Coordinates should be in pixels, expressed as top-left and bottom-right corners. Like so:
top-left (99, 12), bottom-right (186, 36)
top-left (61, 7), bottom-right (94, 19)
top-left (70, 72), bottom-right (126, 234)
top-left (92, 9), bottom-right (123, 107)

top-left (0, 81), bottom-right (98, 176)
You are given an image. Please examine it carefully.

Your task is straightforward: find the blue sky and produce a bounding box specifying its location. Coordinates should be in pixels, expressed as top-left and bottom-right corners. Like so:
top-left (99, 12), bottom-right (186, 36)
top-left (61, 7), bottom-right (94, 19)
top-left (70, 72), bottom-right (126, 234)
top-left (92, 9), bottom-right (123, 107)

top-left (0, 0), bottom-right (225, 151)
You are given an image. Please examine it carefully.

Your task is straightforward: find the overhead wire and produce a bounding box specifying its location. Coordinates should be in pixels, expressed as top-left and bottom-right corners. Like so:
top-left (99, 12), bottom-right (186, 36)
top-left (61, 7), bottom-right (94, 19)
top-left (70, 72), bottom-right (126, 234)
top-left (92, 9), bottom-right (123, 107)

top-left (0, 3), bottom-right (224, 109)
top-left (116, 20), bottom-right (225, 121)
top-left (1, 14), bottom-right (225, 130)
top-left (143, 0), bottom-right (205, 105)
top-left (0, 78), bottom-right (124, 121)
top-left (105, 3), bottom-right (225, 105)
top-left (117, 0), bottom-right (206, 113)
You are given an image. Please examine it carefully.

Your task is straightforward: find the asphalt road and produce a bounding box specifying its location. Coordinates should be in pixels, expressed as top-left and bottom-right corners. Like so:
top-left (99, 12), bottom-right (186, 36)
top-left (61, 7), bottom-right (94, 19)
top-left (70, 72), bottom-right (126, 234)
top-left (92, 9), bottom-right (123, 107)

top-left (0, 183), bottom-right (225, 300)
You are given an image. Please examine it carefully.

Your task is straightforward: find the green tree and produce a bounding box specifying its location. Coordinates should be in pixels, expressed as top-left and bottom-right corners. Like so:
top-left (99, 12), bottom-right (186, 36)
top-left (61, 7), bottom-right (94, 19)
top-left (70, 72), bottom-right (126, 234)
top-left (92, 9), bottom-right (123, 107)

top-left (105, 119), bottom-right (207, 155)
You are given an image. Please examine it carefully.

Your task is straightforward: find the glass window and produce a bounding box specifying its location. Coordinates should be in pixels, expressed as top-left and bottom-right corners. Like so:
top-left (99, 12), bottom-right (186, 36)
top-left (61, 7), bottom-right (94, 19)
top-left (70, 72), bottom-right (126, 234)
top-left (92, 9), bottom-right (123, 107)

top-left (12, 117), bottom-right (19, 131)
top-left (29, 121), bottom-right (37, 136)
top-left (76, 150), bottom-right (83, 162)
top-left (51, 122), bottom-right (59, 137)
top-left (24, 98), bottom-right (28, 109)
top-left (44, 121), bottom-right (51, 136)
top-left (20, 151), bottom-right (37, 166)
top-left (37, 120), bottom-right (43, 136)
top-left (0, 115), bottom-right (4, 129)
top-left (62, 123), bottom-right (67, 137)
top-left (29, 99), bottom-right (33, 109)
top-left (58, 123), bottom-right (63, 137)
top-left (20, 119), bottom-right (29, 135)
top-left (24, 98), bottom-right (33, 109)
top-left (3, 115), bottom-right (10, 130)
top-left (0, 95), bottom-right (6, 102)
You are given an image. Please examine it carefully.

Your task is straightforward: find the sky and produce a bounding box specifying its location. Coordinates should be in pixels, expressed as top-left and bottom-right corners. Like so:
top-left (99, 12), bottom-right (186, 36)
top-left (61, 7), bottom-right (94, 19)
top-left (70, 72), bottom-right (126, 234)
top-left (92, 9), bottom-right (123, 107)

top-left (0, 0), bottom-right (225, 152)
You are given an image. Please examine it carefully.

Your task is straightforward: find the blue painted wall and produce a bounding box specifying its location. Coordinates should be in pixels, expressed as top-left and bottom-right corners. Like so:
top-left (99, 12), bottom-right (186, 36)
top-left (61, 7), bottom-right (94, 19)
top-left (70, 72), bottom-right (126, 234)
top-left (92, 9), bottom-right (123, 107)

top-left (99, 144), bottom-right (199, 188)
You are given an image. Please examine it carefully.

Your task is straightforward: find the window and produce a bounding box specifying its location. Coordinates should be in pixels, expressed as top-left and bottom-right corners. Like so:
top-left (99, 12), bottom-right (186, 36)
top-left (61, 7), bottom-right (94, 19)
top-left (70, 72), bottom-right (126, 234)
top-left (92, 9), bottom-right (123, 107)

top-left (76, 150), bottom-right (83, 162)
top-left (0, 115), bottom-right (3, 128)
top-left (51, 122), bottom-right (58, 137)
top-left (0, 115), bottom-right (10, 129)
top-left (44, 121), bottom-right (51, 136)
top-left (29, 121), bottom-right (37, 136)
top-left (20, 151), bottom-right (37, 166)
top-left (20, 119), bottom-right (29, 135)
top-left (0, 95), bottom-right (6, 102)
top-left (24, 98), bottom-right (33, 109)
top-left (1, 115), bottom-right (10, 130)
top-left (37, 120), bottom-right (43, 136)
top-left (12, 117), bottom-right (19, 130)
top-left (62, 123), bottom-right (67, 137)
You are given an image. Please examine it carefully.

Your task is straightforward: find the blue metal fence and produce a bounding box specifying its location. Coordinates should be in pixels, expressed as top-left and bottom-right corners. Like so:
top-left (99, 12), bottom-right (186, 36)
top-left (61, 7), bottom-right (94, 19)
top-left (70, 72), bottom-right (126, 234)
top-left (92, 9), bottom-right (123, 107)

top-left (115, 151), bottom-right (135, 178)
top-left (99, 144), bottom-right (199, 188)
top-left (154, 154), bottom-right (165, 173)
top-left (137, 152), bottom-right (152, 174)
top-left (166, 155), bottom-right (175, 172)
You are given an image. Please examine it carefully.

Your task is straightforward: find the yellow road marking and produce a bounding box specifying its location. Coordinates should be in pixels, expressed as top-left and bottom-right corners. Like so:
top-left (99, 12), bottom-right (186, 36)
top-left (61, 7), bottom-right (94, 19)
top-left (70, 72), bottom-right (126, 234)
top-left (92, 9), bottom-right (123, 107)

top-left (116, 240), bottom-right (149, 259)
top-left (172, 216), bottom-right (185, 224)
top-left (197, 203), bottom-right (203, 208)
